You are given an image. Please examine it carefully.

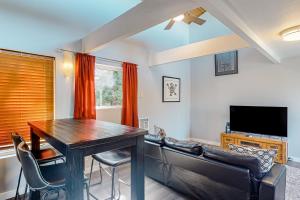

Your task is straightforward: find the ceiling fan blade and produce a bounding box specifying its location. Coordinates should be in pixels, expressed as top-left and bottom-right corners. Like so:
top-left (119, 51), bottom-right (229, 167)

top-left (164, 19), bottom-right (175, 30)
top-left (189, 7), bottom-right (206, 18)
top-left (183, 7), bottom-right (206, 24)
top-left (183, 15), bottom-right (194, 24)
top-left (188, 14), bottom-right (206, 26)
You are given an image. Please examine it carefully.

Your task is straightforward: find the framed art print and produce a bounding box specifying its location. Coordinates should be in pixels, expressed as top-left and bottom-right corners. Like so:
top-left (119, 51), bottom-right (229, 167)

top-left (215, 50), bottom-right (238, 76)
top-left (162, 76), bottom-right (180, 102)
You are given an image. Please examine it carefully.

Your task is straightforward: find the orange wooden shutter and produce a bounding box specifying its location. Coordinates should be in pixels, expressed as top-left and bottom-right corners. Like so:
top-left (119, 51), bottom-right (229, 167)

top-left (0, 50), bottom-right (54, 147)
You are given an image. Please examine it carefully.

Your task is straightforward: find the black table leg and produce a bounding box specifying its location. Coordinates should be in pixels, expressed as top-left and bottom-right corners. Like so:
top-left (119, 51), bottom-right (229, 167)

top-left (65, 149), bottom-right (84, 200)
top-left (131, 135), bottom-right (145, 200)
top-left (30, 127), bottom-right (40, 157)
top-left (30, 128), bottom-right (40, 200)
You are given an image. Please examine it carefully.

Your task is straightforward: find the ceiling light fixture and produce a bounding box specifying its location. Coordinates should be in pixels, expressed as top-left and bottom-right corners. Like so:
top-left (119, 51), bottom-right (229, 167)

top-left (280, 25), bottom-right (300, 41)
top-left (173, 14), bottom-right (184, 22)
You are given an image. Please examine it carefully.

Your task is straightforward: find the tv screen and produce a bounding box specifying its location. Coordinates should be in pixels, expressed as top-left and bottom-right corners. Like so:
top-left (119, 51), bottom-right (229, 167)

top-left (230, 106), bottom-right (287, 137)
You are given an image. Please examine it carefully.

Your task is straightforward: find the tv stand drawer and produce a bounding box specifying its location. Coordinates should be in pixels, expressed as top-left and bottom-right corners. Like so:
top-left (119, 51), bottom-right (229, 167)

top-left (222, 137), bottom-right (235, 149)
top-left (220, 133), bottom-right (287, 164)
top-left (239, 140), bottom-right (261, 148)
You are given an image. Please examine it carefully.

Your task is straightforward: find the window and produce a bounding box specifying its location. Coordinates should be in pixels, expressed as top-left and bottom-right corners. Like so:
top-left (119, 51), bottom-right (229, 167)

top-left (95, 64), bottom-right (122, 108)
top-left (0, 50), bottom-right (54, 148)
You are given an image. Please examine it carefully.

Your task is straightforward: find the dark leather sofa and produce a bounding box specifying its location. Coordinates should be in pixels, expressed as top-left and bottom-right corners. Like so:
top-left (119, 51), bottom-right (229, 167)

top-left (144, 137), bottom-right (286, 200)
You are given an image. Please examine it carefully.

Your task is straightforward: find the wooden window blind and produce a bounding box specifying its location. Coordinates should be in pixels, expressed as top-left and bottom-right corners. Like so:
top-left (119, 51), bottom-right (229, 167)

top-left (0, 50), bottom-right (54, 147)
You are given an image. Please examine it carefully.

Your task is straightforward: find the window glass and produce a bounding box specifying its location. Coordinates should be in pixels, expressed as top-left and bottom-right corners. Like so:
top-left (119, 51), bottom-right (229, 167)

top-left (95, 65), bottom-right (122, 108)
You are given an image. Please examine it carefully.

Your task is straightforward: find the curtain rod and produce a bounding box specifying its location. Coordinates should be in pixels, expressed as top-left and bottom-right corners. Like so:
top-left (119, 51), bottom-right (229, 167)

top-left (58, 49), bottom-right (123, 64)
top-left (0, 48), bottom-right (55, 59)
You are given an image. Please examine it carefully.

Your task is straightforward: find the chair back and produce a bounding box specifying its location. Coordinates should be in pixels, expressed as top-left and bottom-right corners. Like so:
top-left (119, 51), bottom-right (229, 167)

top-left (11, 133), bottom-right (25, 161)
top-left (17, 142), bottom-right (48, 190)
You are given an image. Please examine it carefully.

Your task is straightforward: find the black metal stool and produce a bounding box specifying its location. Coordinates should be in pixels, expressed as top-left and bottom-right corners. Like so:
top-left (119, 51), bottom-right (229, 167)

top-left (11, 133), bottom-right (64, 200)
top-left (17, 141), bottom-right (96, 200)
top-left (89, 149), bottom-right (131, 200)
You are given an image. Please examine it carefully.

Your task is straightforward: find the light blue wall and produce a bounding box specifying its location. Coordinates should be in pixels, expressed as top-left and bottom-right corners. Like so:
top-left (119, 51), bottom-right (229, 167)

top-left (190, 48), bottom-right (300, 160)
top-left (139, 60), bottom-right (191, 139)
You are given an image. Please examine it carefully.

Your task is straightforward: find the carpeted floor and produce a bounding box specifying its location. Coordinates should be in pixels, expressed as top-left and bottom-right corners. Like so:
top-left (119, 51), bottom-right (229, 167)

top-left (286, 165), bottom-right (300, 200)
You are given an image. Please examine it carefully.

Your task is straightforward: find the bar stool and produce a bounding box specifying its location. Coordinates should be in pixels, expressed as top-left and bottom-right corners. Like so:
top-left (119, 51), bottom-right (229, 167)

top-left (11, 133), bottom-right (64, 200)
top-left (89, 149), bottom-right (131, 200)
top-left (17, 141), bottom-right (93, 200)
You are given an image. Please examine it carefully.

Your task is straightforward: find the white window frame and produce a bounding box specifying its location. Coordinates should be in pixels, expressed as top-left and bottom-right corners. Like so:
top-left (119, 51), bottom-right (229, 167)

top-left (95, 63), bottom-right (122, 72)
top-left (95, 63), bottom-right (122, 110)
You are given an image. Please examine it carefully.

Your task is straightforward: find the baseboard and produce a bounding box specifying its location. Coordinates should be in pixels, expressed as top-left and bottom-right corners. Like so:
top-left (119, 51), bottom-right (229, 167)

top-left (0, 189), bottom-right (20, 200)
top-left (189, 138), bottom-right (220, 146)
top-left (289, 156), bottom-right (300, 163)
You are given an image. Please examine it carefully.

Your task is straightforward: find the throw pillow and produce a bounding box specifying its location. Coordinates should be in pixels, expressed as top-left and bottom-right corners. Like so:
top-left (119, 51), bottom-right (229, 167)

top-left (203, 146), bottom-right (263, 178)
top-left (164, 137), bottom-right (203, 155)
top-left (229, 144), bottom-right (277, 173)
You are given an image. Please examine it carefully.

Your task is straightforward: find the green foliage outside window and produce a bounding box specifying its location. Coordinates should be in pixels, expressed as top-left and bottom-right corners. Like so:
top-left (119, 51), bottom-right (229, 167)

top-left (95, 69), bottom-right (122, 107)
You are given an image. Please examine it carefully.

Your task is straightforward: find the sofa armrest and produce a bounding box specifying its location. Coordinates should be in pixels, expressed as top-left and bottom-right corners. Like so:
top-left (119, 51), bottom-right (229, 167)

top-left (259, 164), bottom-right (286, 200)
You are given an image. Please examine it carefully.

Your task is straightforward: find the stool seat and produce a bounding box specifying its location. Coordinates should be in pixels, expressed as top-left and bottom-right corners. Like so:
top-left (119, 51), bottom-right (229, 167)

top-left (92, 150), bottom-right (131, 167)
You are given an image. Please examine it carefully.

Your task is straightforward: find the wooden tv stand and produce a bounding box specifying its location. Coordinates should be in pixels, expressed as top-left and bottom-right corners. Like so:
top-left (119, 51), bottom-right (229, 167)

top-left (220, 133), bottom-right (287, 164)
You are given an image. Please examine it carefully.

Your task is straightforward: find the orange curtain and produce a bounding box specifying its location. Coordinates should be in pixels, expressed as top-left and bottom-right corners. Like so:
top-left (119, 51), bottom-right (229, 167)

top-left (121, 62), bottom-right (138, 127)
top-left (74, 53), bottom-right (96, 119)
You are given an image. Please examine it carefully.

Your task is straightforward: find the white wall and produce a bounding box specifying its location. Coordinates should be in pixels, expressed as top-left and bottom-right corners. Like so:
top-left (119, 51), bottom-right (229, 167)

top-left (55, 52), bottom-right (75, 119)
top-left (96, 107), bottom-right (121, 124)
top-left (190, 48), bottom-right (300, 159)
top-left (0, 155), bottom-right (25, 199)
top-left (139, 60), bottom-right (191, 139)
top-left (96, 41), bottom-right (192, 139)
top-left (93, 40), bottom-right (148, 124)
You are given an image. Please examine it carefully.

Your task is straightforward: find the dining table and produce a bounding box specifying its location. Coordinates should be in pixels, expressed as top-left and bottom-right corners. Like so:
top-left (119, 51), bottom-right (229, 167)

top-left (28, 118), bottom-right (147, 200)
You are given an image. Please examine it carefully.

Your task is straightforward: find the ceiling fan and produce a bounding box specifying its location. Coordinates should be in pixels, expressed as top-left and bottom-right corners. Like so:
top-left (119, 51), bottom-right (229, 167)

top-left (164, 7), bottom-right (206, 30)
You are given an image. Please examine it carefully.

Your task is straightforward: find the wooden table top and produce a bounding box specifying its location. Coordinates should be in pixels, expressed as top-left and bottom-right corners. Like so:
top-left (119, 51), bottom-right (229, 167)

top-left (28, 118), bottom-right (147, 148)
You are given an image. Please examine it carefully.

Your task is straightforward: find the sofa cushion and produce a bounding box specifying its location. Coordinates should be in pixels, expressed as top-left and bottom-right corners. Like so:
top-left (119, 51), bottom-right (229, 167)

top-left (203, 146), bottom-right (264, 179)
top-left (164, 137), bottom-right (203, 156)
top-left (145, 134), bottom-right (164, 145)
top-left (229, 144), bottom-right (277, 173)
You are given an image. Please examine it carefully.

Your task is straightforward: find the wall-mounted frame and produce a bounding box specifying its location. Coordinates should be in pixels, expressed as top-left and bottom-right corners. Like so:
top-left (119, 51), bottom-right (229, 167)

top-left (215, 50), bottom-right (238, 76)
top-left (162, 76), bottom-right (180, 102)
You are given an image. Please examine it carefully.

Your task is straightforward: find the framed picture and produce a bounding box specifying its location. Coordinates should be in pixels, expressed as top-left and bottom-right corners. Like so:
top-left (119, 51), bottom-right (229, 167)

top-left (215, 50), bottom-right (238, 76)
top-left (162, 76), bottom-right (180, 102)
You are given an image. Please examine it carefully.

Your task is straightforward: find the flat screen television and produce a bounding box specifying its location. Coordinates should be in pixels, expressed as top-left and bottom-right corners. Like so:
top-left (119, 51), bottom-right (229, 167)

top-left (230, 106), bottom-right (287, 137)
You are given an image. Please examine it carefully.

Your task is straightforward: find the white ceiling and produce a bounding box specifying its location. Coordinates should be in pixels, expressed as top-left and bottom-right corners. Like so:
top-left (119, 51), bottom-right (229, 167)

top-left (128, 12), bottom-right (232, 52)
top-left (0, 0), bottom-right (233, 54)
top-left (0, 0), bottom-right (140, 54)
top-left (1, 0), bottom-right (300, 60)
top-left (226, 0), bottom-right (300, 59)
